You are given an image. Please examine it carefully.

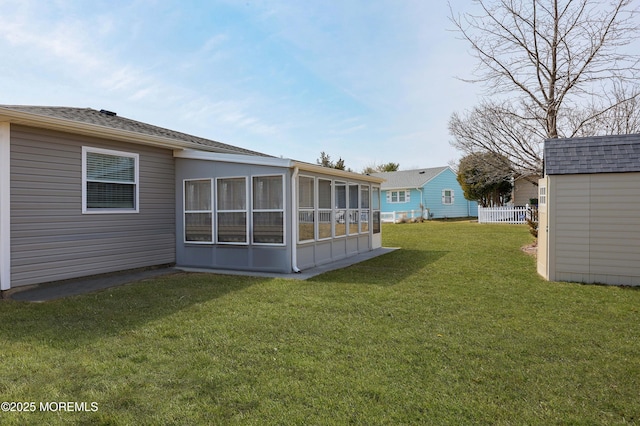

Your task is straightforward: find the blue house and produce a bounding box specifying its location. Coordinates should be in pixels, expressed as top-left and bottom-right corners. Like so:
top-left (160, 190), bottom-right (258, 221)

top-left (371, 167), bottom-right (478, 220)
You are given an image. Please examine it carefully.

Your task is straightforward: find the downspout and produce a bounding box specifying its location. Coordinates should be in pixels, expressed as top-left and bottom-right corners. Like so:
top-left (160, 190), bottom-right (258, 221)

top-left (290, 166), bottom-right (301, 273)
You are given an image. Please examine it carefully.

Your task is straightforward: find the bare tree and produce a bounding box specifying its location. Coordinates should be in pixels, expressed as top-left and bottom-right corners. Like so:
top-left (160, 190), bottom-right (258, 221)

top-left (449, 0), bottom-right (640, 174)
top-left (568, 83), bottom-right (640, 136)
top-left (449, 99), bottom-right (544, 178)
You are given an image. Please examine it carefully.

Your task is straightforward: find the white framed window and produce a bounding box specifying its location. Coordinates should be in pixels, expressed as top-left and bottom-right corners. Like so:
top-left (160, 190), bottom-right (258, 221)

top-left (442, 189), bottom-right (454, 205)
top-left (318, 178), bottom-right (333, 240)
top-left (334, 181), bottom-right (347, 237)
top-left (372, 186), bottom-right (381, 234)
top-left (252, 175), bottom-right (285, 245)
top-left (216, 177), bottom-right (248, 244)
top-left (387, 190), bottom-right (410, 204)
top-left (360, 185), bottom-right (370, 233)
top-left (298, 175), bottom-right (315, 242)
top-left (82, 147), bottom-right (139, 214)
top-left (348, 183), bottom-right (359, 235)
top-left (184, 179), bottom-right (213, 243)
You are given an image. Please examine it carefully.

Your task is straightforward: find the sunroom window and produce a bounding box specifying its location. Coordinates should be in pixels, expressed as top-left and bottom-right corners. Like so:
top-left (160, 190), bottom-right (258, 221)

top-left (252, 175), bottom-right (284, 244)
top-left (83, 147), bottom-right (138, 213)
top-left (334, 181), bottom-right (347, 237)
top-left (184, 179), bottom-right (213, 243)
top-left (318, 179), bottom-right (332, 239)
top-left (348, 183), bottom-right (359, 235)
top-left (298, 176), bottom-right (315, 242)
top-left (217, 177), bottom-right (247, 244)
top-left (360, 185), bottom-right (370, 233)
top-left (372, 186), bottom-right (381, 234)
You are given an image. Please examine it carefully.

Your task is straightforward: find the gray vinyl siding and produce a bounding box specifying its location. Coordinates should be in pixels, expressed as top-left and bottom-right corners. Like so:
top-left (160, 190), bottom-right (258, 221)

top-left (175, 158), bottom-right (293, 273)
top-left (10, 124), bottom-right (175, 287)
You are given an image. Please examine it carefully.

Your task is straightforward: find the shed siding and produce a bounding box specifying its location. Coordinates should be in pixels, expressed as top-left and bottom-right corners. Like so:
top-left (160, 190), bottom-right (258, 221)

top-left (10, 125), bottom-right (175, 287)
top-left (549, 172), bottom-right (640, 285)
top-left (551, 175), bottom-right (590, 278)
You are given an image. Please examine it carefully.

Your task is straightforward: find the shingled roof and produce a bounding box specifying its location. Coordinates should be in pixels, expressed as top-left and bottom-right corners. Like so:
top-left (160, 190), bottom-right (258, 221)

top-left (370, 166), bottom-right (449, 189)
top-left (0, 105), bottom-right (270, 157)
top-left (544, 133), bottom-right (640, 175)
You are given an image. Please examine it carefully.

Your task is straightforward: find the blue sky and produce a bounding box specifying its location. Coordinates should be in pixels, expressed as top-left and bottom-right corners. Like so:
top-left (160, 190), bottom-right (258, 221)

top-left (0, 0), bottom-right (482, 172)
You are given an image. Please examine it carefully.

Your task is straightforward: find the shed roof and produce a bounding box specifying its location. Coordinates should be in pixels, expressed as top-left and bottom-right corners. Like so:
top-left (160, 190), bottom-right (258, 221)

top-left (370, 166), bottom-right (449, 189)
top-left (0, 105), bottom-right (269, 156)
top-left (544, 133), bottom-right (640, 175)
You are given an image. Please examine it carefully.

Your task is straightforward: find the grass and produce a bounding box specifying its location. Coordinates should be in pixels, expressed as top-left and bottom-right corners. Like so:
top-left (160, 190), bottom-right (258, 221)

top-left (1, 221), bottom-right (639, 425)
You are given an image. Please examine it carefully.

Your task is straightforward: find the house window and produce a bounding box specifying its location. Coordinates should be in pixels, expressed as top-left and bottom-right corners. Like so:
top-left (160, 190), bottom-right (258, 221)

top-left (318, 179), bottom-right (332, 239)
top-left (184, 179), bottom-right (213, 243)
top-left (360, 185), bottom-right (370, 233)
top-left (372, 186), bottom-right (381, 234)
top-left (82, 147), bottom-right (139, 213)
top-left (252, 175), bottom-right (284, 245)
top-left (388, 190), bottom-right (410, 204)
top-left (442, 189), bottom-right (454, 205)
top-left (217, 177), bottom-right (247, 244)
top-left (298, 176), bottom-right (315, 242)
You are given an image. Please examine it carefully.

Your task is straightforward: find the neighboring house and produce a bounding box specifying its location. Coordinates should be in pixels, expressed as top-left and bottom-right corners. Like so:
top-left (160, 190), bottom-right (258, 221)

top-left (0, 105), bottom-right (384, 292)
top-left (512, 175), bottom-right (541, 206)
top-left (537, 133), bottom-right (640, 286)
top-left (371, 167), bottom-right (478, 220)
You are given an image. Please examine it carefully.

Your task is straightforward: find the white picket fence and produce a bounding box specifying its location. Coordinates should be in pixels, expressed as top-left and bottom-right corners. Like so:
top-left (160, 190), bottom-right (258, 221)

top-left (380, 210), bottom-right (428, 223)
top-left (478, 205), bottom-right (535, 224)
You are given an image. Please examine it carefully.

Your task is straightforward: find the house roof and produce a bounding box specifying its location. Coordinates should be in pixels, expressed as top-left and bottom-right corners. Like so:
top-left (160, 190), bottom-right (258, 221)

top-left (544, 133), bottom-right (640, 175)
top-left (0, 105), bottom-right (269, 156)
top-left (370, 166), bottom-right (449, 190)
top-left (0, 104), bottom-right (384, 183)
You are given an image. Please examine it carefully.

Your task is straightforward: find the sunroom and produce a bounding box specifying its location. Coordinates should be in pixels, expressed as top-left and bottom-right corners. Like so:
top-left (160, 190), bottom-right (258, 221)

top-left (174, 150), bottom-right (384, 274)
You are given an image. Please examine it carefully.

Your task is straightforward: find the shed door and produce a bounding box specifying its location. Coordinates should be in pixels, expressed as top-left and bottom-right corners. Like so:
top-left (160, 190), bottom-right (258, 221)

top-left (536, 178), bottom-right (548, 279)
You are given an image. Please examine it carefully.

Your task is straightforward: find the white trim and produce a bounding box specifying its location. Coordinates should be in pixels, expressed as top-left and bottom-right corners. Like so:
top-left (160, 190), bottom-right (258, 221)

top-left (173, 150), bottom-right (385, 184)
top-left (175, 149), bottom-right (293, 168)
top-left (291, 167), bottom-right (300, 272)
top-left (0, 123), bottom-right (10, 290)
top-left (82, 146), bottom-right (140, 214)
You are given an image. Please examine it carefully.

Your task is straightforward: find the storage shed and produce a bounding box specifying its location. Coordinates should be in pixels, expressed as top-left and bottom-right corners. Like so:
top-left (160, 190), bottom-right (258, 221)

top-left (537, 133), bottom-right (640, 286)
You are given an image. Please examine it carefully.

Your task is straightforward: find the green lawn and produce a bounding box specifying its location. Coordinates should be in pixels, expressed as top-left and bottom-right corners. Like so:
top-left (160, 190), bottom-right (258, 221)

top-left (1, 221), bottom-right (639, 425)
